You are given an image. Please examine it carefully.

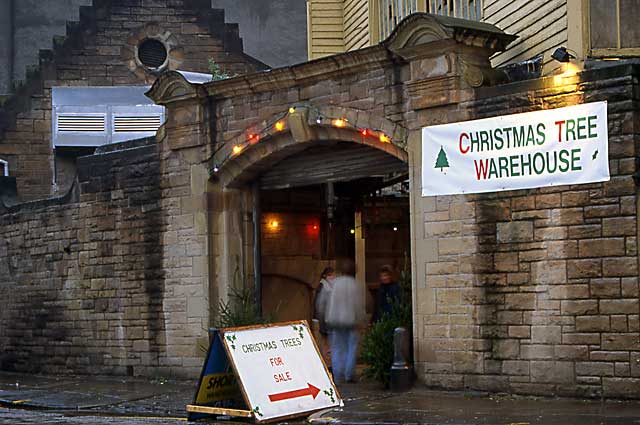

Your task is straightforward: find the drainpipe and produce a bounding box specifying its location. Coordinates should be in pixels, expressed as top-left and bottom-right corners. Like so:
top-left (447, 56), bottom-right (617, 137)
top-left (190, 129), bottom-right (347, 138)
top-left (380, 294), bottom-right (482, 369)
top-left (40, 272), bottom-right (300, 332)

top-left (252, 180), bottom-right (262, 316)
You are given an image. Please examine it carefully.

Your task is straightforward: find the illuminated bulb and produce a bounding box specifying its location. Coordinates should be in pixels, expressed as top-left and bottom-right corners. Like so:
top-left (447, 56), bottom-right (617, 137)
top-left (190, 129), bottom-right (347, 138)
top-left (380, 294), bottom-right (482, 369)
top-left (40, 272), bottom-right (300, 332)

top-left (361, 129), bottom-right (368, 136)
top-left (289, 107), bottom-right (296, 114)
top-left (350, 228), bottom-right (355, 235)
top-left (313, 225), bottom-right (318, 230)
top-left (213, 165), bottom-right (219, 173)
top-left (275, 121), bottom-right (285, 131)
top-left (332, 118), bottom-right (346, 128)
top-left (233, 145), bottom-right (243, 155)
top-left (393, 226), bottom-right (398, 232)
top-left (379, 133), bottom-right (390, 143)
top-left (270, 220), bottom-right (279, 229)
top-left (316, 117), bottom-right (322, 124)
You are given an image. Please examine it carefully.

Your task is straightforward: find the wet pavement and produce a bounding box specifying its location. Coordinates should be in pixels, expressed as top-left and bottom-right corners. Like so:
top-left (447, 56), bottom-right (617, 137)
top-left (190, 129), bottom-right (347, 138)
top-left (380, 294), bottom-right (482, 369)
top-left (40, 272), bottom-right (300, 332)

top-left (0, 408), bottom-right (187, 424)
top-left (0, 371), bottom-right (191, 417)
top-left (312, 383), bottom-right (640, 425)
top-left (2, 371), bottom-right (640, 424)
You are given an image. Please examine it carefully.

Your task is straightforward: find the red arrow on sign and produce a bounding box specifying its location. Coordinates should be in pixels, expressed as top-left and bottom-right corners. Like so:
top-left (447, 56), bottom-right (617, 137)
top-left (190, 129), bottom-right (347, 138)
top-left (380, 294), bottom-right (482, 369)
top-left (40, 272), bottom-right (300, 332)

top-left (268, 383), bottom-right (321, 402)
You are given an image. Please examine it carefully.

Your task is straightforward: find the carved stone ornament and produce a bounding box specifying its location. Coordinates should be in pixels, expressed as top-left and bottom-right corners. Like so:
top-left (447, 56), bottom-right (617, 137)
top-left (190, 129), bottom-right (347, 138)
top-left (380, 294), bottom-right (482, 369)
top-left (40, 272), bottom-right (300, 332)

top-left (460, 59), bottom-right (485, 88)
top-left (145, 71), bottom-right (199, 105)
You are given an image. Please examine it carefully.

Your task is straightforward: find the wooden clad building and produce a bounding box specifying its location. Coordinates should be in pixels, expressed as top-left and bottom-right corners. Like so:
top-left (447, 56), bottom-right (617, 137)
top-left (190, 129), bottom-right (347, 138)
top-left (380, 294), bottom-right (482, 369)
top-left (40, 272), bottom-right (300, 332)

top-left (307, 0), bottom-right (640, 75)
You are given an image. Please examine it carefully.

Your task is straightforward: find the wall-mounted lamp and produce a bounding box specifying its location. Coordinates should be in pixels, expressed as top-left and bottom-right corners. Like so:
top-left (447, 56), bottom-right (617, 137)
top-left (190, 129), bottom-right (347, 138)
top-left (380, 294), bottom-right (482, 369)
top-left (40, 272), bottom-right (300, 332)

top-left (551, 47), bottom-right (576, 63)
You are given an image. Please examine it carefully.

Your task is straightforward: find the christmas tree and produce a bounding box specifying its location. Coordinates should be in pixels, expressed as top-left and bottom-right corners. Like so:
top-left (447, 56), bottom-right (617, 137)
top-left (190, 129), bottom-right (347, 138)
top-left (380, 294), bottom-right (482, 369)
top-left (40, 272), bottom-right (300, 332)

top-left (435, 146), bottom-right (449, 172)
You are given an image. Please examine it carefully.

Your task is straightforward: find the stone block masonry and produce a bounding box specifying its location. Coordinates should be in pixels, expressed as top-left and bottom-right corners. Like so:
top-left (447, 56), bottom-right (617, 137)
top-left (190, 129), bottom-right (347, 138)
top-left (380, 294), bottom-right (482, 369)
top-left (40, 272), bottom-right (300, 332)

top-left (0, 0), bottom-right (263, 201)
top-left (2, 12), bottom-right (637, 397)
top-left (0, 138), bottom-right (203, 377)
top-left (418, 64), bottom-right (640, 398)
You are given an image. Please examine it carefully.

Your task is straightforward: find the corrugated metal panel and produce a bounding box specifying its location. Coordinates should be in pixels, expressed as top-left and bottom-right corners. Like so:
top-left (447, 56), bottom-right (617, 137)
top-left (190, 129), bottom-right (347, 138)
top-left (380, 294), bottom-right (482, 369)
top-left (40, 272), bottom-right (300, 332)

top-left (52, 87), bottom-right (165, 147)
top-left (260, 143), bottom-right (406, 190)
top-left (52, 86), bottom-right (155, 106)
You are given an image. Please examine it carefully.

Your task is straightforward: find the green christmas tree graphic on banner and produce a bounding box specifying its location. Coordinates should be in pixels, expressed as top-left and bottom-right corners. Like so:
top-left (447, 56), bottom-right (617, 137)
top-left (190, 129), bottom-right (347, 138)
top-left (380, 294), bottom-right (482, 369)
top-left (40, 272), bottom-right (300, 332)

top-left (435, 146), bottom-right (449, 172)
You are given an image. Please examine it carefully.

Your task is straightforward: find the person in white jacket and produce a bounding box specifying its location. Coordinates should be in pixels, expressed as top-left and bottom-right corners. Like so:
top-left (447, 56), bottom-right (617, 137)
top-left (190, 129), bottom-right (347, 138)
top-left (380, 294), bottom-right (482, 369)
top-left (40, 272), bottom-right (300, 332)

top-left (324, 258), bottom-right (365, 383)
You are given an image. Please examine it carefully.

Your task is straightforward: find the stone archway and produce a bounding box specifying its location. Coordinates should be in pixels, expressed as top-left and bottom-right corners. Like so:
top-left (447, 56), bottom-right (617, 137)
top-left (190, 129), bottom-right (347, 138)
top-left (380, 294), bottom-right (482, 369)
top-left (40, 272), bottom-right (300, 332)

top-left (146, 11), bottom-right (516, 384)
top-left (211, 105), bottom-right (408, 188)
top-left (209, 104), bottom-right (411, 325)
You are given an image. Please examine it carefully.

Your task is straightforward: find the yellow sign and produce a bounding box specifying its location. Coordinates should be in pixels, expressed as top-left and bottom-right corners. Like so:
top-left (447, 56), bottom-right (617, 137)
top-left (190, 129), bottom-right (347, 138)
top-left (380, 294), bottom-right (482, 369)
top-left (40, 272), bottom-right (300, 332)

top-left (195, 372), bottom-right (240, 405)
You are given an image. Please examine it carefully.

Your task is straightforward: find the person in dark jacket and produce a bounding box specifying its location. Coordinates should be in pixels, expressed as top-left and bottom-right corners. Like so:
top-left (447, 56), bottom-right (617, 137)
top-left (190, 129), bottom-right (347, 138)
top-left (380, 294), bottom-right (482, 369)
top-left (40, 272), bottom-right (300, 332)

top-left (373, 265), bottom-right (400, 322)
top-left (314, 266), bottom-right (335, 366)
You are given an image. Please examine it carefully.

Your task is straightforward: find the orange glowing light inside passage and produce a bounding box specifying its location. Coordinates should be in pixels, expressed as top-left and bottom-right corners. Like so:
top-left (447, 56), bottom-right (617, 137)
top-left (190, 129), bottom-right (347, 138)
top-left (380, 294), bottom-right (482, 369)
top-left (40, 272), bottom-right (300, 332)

top-left (332, 118), bottom-right (346, 128)
top-left (232, 145), bottom-right (243, 154)
top-left (275, 121), bottom-right (285, 131)
top-left (270, 220), bottom-right (279, 229)
top-left (306, 221), bottom-right (320, 238)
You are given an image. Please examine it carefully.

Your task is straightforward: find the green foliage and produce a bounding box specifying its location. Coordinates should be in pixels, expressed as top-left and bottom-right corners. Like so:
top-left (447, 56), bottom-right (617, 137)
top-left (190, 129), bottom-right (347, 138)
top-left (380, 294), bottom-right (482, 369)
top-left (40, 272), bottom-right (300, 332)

top-left (360, 255), bottom-right (412, 386)
top-left (215, 284), bottom-right (269, 328)
top-left (208, 58), bottom-right (235, 81)
top-left (214, 259), bottom-right (270, 328)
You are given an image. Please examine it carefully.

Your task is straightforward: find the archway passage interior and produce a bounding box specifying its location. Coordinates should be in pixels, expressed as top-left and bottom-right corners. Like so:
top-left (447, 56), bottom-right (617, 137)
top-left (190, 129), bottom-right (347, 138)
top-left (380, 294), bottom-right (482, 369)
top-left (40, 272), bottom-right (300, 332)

top-left (256, 141), bottom-right (410, 325)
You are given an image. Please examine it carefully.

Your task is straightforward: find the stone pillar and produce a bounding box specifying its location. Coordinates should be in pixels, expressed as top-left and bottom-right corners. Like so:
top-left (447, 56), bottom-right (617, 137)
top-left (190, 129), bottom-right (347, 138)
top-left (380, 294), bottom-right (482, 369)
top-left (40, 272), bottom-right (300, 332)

top-left (155, 94), bottom-right (214, 377)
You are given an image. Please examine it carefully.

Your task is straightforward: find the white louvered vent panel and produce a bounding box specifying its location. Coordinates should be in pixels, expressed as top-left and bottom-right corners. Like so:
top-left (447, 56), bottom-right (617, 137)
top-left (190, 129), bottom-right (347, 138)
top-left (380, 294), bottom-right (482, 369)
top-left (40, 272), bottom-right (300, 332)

top-left (57, 114), bottom-right (106, 132)
top-left (113, 115), bottom-right (162, 133)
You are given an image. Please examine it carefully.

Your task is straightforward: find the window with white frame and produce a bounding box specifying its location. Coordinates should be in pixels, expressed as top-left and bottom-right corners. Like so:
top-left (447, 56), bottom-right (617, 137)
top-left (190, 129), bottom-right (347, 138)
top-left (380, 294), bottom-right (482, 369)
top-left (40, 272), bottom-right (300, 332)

top-left (0, 159), bottom-right (8, 177)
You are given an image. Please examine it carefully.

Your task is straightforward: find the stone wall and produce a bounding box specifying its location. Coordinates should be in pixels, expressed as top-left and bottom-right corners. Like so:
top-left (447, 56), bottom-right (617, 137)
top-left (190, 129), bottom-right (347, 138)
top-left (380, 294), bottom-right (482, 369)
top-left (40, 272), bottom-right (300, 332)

top-left (0, 135), bottom-right (213, 378)
top-left (0, 138), bottom-right (168, 375)
top-left (413, 64), bottom-right (640, 398)
top-left (0, 0), bottom-right (263, 201)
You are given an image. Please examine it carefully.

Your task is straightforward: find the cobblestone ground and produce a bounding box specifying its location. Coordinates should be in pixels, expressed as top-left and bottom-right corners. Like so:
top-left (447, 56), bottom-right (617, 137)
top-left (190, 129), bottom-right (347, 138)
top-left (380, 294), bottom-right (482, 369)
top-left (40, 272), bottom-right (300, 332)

top-left (0, 408), bottom-right (189, 424)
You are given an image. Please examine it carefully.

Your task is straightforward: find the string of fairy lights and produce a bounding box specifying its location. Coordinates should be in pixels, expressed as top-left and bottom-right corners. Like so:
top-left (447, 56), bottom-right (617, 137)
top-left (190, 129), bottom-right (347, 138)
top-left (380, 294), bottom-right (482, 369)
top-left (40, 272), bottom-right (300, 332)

top-left (211, 105), bottom-right (399, 175)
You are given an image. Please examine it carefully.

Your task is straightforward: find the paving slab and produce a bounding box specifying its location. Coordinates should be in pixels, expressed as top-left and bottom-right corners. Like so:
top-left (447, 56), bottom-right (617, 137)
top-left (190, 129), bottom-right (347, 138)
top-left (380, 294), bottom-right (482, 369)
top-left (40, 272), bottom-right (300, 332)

top-left (4, 372), bottom-right (640, 425)
top-left (0, 372), bottom-right (191, 416)
top-left (311, 383), bottom-right (640, 425)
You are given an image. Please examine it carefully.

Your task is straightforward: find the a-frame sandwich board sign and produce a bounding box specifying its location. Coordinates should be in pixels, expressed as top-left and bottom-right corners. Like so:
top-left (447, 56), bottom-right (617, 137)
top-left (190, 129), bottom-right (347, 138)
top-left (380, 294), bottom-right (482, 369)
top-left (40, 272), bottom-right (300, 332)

top-left (187, 321), bottom-right (342, 423)
top-left (186, 328), bottom-right (249, 421)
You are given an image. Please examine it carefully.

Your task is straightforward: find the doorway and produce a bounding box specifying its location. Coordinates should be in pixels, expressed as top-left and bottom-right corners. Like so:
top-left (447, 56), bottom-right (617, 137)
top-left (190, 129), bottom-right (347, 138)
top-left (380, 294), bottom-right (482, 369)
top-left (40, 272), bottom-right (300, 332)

top-left (255, 142), bottom-right (410, 325)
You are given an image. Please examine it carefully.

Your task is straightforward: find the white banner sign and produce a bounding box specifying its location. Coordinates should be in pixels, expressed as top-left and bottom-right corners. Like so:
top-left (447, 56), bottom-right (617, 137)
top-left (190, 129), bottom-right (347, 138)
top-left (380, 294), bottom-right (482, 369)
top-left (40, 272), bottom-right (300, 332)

top-left (222, 322), bottom-right (340, 422)
top-left (421, 101), bottom-right (610, 196)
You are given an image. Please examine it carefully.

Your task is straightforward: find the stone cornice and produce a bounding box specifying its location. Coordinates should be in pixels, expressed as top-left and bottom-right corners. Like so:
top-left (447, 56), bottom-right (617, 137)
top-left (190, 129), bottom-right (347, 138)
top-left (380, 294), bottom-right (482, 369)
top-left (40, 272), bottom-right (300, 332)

top-left (384, 13), bottom-right (516, 58)
top-left (203, 45), bottom-right (395, 99)
top-left (145, 70), bottom-right (204, 105)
